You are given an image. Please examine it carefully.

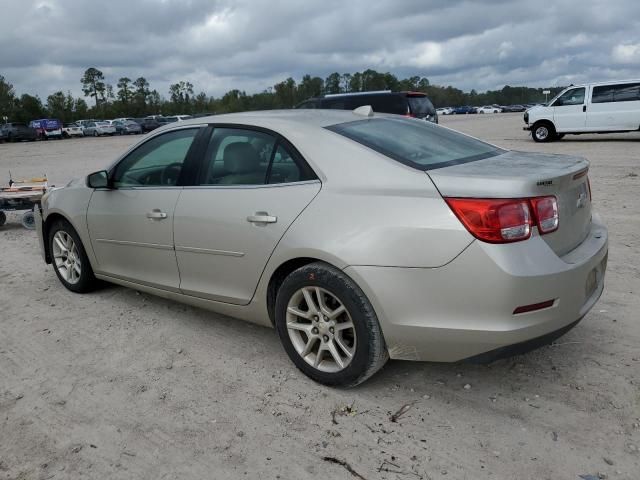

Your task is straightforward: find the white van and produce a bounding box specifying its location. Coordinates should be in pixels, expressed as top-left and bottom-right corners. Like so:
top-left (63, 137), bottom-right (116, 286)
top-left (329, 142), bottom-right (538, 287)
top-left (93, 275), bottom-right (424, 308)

top-left (524, 80), bottom-right (640, 142)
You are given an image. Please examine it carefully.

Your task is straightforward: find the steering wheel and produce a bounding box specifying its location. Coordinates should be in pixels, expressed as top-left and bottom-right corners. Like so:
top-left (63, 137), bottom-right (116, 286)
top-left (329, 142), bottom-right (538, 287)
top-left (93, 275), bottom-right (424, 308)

top-left (161, 163), bottom-right (183, 185)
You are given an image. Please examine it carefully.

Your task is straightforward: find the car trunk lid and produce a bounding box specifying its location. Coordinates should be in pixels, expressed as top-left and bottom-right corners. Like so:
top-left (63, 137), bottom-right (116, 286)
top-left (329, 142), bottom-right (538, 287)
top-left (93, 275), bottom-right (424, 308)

top-left (427, 150), bottom-right (592, 256)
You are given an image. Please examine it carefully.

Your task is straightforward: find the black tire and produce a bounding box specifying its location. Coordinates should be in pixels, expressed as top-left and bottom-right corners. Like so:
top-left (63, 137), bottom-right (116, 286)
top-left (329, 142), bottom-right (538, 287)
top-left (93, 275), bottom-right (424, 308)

top-left (48, 219), bottom-right (99, 293)
top-left (532, 121), bottom-right (556, 143)
top-left (93, 130), bottom-right (99, 137)
top-left (274, 262), bottom-right (388, 387)
top-left (21, 211), bottom-right (35, 229)
top-left (0, 211), bottom-right (6, 226)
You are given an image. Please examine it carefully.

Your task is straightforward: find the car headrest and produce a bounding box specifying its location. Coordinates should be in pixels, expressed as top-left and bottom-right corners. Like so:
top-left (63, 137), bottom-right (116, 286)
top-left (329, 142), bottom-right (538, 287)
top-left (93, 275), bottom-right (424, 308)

top-left (223, 142), bottom-right (260, 174)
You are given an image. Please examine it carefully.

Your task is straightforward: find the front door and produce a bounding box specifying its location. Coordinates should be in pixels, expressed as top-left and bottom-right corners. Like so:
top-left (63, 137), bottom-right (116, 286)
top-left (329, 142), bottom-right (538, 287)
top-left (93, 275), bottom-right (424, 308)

top-left (553, 87), bottom-right (587, 132)
top-left (173, 126), bottom-right (321, 304)
top-left (87, 127), bottom-right (201, 290)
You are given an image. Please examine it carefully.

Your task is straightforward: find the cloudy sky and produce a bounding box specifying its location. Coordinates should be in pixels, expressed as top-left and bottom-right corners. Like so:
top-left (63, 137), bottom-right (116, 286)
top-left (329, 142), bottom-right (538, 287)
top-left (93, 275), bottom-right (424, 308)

top-left (1, 0), bottom-right (639, 100)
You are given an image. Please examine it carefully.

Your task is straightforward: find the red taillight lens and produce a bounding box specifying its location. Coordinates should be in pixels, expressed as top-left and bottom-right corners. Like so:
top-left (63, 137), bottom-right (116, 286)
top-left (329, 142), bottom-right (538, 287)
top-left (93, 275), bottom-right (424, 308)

top-left (446, 196), bottom-right (560, 243)
top-left (445, 198), bottom-right (532, 243)
top-left (530, 196), bottom-right (558, 233)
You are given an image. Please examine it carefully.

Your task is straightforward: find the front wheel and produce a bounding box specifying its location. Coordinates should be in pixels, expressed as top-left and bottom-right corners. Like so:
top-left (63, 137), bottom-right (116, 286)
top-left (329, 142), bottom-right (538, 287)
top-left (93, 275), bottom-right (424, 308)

top-left (93, 130), bottom-right (99, 137)
top-left (275, 262), bottom-right (388, 387)
top-left (532, 122), bottom-right (555, 142)
top-left (48, 219), bottom-right (99, 293)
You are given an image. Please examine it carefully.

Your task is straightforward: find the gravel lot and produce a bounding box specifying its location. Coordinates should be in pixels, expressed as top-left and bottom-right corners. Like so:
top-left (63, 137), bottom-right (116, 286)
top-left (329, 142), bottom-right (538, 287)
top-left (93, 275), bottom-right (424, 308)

top-left (1, 114), bottom-right (638, 480)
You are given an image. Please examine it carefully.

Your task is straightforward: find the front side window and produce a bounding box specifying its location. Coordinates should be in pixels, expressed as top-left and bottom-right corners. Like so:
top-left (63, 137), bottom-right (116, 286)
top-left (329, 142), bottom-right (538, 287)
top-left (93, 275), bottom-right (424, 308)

top-left (112, 128), bottom-right (199, 187)
top-left (327, 117), bottom-right (503, 170)
top-left (554, 87), bottom-right (585, 106)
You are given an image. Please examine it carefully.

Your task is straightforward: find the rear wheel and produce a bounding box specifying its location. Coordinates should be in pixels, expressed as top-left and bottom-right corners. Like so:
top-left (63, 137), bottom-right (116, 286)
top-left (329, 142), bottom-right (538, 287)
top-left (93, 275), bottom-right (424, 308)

top-left (275, 262), bottom-right (388, 387)
top-left (532, 122), bottom-right (555, 143)
top-left (93, 130), bottom-right (99, 137)
top-left (48, 219), bottom-right (99, 293)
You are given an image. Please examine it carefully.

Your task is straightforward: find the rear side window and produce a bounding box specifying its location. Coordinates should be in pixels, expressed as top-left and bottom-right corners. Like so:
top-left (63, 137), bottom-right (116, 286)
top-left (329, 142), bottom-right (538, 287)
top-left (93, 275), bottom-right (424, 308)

top-left (326, 117), bottom-right (503, 170)
top-left (592, 83), bottom-right (640, 103)
top-left (198, 128), bottom-right (316, 185)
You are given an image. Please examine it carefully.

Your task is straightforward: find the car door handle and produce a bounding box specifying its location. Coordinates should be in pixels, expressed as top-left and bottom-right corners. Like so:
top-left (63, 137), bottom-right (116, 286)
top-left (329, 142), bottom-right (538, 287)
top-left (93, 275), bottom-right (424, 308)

top-left (146, 210), bottom-right (168, 220)
top-left (247, 212), bottom-right (277, 224)
top-left (583, 105), bottom-right (587, 112)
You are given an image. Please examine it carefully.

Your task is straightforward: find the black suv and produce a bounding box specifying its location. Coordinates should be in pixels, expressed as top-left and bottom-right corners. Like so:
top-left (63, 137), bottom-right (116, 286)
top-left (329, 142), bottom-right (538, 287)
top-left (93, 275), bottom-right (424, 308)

top-left (296, 91), bottom-right (438, 123)
top-left (0, 122), bottom-right (37, 142)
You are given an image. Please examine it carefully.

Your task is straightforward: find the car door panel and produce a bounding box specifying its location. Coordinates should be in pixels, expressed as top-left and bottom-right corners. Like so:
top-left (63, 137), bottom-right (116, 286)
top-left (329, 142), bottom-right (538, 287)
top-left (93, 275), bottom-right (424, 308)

top-left (553, 87), bottom-right (587, 132)
top-left (174, 182), bottom-right (321, 304)
top-left (87, 189), bottom-right (182, 290)
top-left (85, 126), bottom-right (202, 290)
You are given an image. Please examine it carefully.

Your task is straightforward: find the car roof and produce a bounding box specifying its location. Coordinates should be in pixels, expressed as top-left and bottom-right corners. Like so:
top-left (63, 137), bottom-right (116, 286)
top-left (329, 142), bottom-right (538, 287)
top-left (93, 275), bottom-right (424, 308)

top-left (176, 109), bottom-right (364, 130)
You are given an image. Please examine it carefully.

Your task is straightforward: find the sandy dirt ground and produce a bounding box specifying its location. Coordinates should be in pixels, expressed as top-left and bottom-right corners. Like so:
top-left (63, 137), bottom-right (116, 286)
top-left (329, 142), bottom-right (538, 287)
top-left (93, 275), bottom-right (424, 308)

top-left (0, 114), bottom-right (638, 480)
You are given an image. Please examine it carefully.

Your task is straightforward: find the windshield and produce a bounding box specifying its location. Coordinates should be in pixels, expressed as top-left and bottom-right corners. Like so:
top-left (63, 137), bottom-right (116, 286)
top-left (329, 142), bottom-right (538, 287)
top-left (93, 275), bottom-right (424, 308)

top-left (326, 117), bottom-right (504, 170)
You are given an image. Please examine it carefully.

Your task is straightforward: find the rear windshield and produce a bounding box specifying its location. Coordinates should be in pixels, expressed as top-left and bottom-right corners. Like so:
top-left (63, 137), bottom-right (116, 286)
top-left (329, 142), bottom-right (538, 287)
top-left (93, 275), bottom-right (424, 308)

top-left (326, 117), bottom-right (504, 170)
top-left (407, 96), bottom-right (434, 115)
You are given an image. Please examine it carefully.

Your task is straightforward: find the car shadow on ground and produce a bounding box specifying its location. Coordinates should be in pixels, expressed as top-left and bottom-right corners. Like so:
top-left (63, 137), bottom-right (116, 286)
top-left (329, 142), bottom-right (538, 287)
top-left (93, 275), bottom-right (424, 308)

top-left (91, 283), bottom-right (594, 394)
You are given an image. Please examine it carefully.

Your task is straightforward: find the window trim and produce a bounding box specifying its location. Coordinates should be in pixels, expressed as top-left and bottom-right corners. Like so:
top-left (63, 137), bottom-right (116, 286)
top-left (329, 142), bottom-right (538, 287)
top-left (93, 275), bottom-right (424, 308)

top-left (107, 126), bottom-right (205, 189)
top-left (191, 123), bottom-right (318, 187)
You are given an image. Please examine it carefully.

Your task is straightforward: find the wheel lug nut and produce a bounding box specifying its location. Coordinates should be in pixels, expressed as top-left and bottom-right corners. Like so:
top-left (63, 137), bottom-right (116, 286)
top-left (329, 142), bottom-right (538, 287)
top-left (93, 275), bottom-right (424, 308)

top-left (323, 335), bottom-right (329, 342)
top-left (329, 327), bottom-right (334, 333)
top-left (312, 327), bottom-right (318, 334)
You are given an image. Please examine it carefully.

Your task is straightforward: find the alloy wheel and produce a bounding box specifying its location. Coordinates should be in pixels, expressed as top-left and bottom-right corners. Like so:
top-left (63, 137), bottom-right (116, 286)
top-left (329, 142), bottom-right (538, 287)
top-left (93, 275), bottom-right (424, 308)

top-left (286, 286), bottom-right (356, 373)
top-left (52, 231), bottom-right (82, 284)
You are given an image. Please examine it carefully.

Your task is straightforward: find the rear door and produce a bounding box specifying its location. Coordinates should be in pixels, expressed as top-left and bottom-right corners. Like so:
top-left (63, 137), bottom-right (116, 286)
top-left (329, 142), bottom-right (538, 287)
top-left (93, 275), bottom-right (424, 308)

top-left (173, 125), bottom-right (320, 305)
top-left (553, 87), bottom-right (587, 132)
top-left (87, 126), bottom-right (202, 290)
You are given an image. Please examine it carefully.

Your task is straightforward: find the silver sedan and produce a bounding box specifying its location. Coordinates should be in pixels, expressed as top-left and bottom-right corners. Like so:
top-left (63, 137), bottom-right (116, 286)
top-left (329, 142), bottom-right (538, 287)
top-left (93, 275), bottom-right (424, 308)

top-left (34, 109), bottom-right (608, 386)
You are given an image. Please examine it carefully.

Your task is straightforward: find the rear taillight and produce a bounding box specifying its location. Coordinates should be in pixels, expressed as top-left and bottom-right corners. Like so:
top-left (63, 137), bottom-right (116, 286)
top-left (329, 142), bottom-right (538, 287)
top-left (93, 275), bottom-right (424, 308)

top-left (530, 196), bottom-right (558, 233)
top-left (445, 196), bottom-right (559, 244)
top-left (445, 198), bottom-right (532, 243)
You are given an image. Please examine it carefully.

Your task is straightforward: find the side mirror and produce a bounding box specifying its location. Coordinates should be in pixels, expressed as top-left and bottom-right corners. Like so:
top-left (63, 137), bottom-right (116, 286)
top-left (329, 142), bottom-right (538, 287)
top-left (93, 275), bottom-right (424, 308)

top-left (87, 170), bottom-right (110, 189)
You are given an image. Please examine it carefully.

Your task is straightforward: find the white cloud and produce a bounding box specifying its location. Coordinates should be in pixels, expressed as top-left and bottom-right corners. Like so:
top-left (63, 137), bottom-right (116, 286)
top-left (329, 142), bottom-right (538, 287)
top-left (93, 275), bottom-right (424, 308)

top-left (612, 43), bottom-right (640, 64)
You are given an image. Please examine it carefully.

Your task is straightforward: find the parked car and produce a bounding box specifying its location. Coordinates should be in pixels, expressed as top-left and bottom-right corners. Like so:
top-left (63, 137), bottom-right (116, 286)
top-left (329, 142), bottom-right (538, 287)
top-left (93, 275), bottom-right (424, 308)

top-left (476, 105), bottom-right (502, 114)
top-left (296, 91), bottom-right (438, 123)
top-left (164, 115), bottom-right (193, 122)
top-left (501, 104), bottom-right (527, 113)
top-left (436, 107), bottom-right (453, 115)
top-left (29, 119), bottom-right (63, 139)
top-left (139, 117), bottom-right (163, 132)
top-left (113, 120), bottom-right (142, 135)
top-left (525, 79), bottom-right (640, 142)
top-left (112, 117), bottom-right (136, 123)
top-left (62, 123), bottom-right (84, 138)
top-left (83, 121), bottom-right (116, 137)
top-left (1, 122), bottom-right (38, 142)
top-left (0, 128), bottom-right (6, 143)
top-left (452, 106), bottom-right (477, 114)
top-left (34, 109), bottom-right (608, 386)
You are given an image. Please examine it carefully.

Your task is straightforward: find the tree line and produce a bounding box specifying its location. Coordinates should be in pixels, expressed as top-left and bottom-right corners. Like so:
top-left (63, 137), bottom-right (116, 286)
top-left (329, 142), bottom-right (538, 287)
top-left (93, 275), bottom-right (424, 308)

top-left (0, 68), bottom-right (565, 123)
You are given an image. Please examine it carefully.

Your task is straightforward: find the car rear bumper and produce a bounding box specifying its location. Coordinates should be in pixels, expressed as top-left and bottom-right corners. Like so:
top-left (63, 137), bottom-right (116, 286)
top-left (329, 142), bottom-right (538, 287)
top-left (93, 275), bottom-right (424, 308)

top-left (344, 215), bottom-right (608, 362)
